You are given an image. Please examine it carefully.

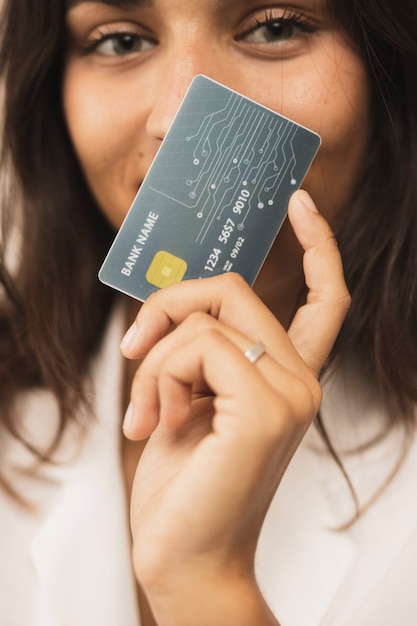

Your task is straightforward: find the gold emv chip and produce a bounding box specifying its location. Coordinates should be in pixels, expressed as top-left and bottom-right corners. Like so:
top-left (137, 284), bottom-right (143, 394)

top-left (146, 251), bottom-right (188, 289)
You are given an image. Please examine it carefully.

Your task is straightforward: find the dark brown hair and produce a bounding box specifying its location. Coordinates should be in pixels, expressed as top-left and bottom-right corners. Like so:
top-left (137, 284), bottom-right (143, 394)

top-left (325, 0), bottom-right (417, 421)
top-left (0, 0), bottom-right (116, 463)
top-left (0, 0), bottom-right (417, 467)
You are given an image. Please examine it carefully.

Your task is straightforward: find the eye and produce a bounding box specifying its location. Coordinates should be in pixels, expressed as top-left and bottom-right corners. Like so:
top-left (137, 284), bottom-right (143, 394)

top-left (90, 32), bottom-right (156, 57)
top-left (242, 11), bottom-right (314, 46)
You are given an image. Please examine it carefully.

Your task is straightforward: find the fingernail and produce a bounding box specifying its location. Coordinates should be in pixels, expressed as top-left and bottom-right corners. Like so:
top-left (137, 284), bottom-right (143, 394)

top-left (120, 322), bottom-right (137, 352)
top-left (123, 402), bottom-right (134, 432)
top-left (299, 191), bottom-right (318, 213)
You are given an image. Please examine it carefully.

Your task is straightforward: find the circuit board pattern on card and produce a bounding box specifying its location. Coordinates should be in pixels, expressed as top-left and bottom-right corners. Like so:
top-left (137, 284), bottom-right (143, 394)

top-left (148, 77), bottom-right (307, 244)
top-left (98, 75), bottom-right (321, 301)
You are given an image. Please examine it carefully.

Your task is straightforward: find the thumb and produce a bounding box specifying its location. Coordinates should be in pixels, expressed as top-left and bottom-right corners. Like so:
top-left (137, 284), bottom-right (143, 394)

top-left (287, 190), bottom-right (351, 377)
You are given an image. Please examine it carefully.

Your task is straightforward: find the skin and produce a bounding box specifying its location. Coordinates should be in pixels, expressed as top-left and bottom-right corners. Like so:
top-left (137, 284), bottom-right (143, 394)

top-left (63, 0), bottom-right (369, 321)
top-left (120, 199), bottom-right (349, 625)
top-left (62, 1), bottom-right (369, 623)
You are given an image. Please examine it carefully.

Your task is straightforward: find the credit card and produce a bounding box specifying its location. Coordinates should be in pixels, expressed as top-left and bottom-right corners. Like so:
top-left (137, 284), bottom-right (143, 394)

top-left (99, 75), bottom-right (321, 302)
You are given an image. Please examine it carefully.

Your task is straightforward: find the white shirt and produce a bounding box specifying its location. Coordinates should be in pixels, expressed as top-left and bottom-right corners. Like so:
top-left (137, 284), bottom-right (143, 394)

top-left (0, 303), bottom-right (139, 626)
top-left (1, 305), bottom-right (417, 625)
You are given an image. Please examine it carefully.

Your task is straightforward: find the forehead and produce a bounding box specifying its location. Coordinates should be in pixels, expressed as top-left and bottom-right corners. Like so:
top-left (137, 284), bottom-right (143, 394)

top-left (64, 0), bottom-right (333, 21)
top-left (66, 0), bottom-right (327, 8)
top-left (66, 0), bottom-right (153, 7)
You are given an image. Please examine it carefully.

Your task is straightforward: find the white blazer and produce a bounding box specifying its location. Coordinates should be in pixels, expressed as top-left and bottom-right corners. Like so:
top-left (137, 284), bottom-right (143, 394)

top-left (1, 304), bottom-right (416, 625)
top-left (256, 363), bottom-right (417, 625)
top-left (0, 303), bottom-right (140, 626)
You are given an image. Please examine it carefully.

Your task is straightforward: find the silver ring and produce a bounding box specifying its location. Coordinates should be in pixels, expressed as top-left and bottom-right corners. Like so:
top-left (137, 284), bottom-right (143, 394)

top-left (244, 341), bottom-right (267, 364)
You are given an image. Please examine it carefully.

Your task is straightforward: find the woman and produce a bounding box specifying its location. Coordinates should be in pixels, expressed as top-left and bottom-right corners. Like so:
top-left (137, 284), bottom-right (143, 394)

top-left (0, 0), bottom-right (416, 624)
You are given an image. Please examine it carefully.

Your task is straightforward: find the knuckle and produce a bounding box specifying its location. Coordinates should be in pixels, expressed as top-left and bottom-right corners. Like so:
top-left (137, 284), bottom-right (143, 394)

top-left (286, 375), bottom-right (321, 427)
top-left (339, 288), bottom-right (352, 314)
top-left (144, 287), bottom-right (163, 307)
top-left (141, 288), bottom-right (164, 315)
top-left (216, 271), bottom-right (249, 292)
top-left (308, 376), bottom-right (323, 414)
top-left (199, 326), bottom-right (225, 347)
top-left (180, 313), bottom-right (225, 346)
top-left (185, 310), bottom-right (216, 330)
top-left (256, 376), bottom-right (321, 444)
top-left (330, 286), bottom-right (351, 323)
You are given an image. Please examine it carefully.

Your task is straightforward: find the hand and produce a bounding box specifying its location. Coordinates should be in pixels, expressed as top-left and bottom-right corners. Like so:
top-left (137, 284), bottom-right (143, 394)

top-left (121, 190), bottom-right (350, 625)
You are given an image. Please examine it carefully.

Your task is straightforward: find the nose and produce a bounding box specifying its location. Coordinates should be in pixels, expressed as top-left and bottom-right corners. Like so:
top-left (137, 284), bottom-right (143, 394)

top-left (145, 48), bottom-right (232, 141)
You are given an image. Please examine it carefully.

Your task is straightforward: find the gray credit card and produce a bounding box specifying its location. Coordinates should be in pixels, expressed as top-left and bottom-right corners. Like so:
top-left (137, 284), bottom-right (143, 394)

top-left (99, 75), bottom-right (321, 301)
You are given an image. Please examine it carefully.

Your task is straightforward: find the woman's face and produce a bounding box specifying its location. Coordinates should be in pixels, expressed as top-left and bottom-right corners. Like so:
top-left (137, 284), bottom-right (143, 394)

top-left (63, 0), bottom-right (370, 238)
top-left (63, 0), bottom-right (369, 316)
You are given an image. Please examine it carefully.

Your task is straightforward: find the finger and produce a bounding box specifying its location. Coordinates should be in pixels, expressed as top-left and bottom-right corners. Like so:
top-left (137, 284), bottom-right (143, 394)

top-left (121, 272), bottom-right (314, 395)
top-left (122, 314), bottom-right (251, 440)
top-left (123, 315), bottom-right (214, 441)
top-left (287, 190), bottom-right (351, 377)
top-left (121, 192), bottom-right (348, 384)
top-left (123, 315), bottom-right (257, 440)
top-left (120, 272), bottom-right (288, 360)
top-left (126, 329), bottom-right (319, 442)
top-left (157, 330), bottom-right (276, 432)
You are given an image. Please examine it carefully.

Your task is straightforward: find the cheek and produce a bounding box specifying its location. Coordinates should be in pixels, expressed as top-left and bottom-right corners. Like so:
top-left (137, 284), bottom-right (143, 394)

top-left (62, 67), bottom-right (141, 226)
top-left (63, 72), bottom-right (111, 174)
top-left (277, 46), bottom-right (371, 222)
top-left (313, 70), bottom-right (370, 222)
top-left (63, 72), bottom-right (120, 178)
